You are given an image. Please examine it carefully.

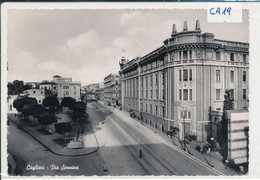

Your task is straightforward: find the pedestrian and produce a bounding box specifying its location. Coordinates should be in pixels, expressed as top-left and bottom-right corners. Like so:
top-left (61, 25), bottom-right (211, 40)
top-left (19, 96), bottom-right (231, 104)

top-left (225, 159), bottom-right (229, 169)
top-left (139, 149), bottom-right (143, 158)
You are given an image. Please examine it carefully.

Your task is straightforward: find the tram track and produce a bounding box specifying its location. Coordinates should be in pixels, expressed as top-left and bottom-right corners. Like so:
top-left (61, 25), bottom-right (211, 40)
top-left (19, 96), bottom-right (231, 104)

top-left (107, 115), bottom-right (183, 175)
top-left (90, 102), bottom-right (224, 176)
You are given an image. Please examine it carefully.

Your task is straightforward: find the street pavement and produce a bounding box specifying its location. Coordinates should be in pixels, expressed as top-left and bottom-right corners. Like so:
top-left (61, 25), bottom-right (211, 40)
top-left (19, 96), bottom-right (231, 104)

top-left (100, 102), bottom-right (242, 176)
top-left (87, 101), bottom-right (239, 176)
top-left (7, 120), bottom-right (106, 176)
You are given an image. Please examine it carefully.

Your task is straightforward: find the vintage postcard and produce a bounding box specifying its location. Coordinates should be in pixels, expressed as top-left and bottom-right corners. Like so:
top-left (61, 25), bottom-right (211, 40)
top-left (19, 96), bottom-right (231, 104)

top-left (1, 2), bottom-right (260, 178)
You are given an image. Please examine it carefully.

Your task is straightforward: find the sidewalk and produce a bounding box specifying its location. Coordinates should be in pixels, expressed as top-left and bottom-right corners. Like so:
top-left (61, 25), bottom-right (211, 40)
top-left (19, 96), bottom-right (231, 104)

top-left (8, 114), bottom-right (99, 157)
top-left (97, 101), bottom-right (241, 176)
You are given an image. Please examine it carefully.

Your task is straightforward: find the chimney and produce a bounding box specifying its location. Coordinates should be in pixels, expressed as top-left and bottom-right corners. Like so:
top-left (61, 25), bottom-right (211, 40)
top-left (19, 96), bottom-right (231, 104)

top-left (172, 24), bottom-right (177, 34)
top-left (183, 21), bottom-right (188, 31)
top-left (195, 20), bottom-right (201, 31)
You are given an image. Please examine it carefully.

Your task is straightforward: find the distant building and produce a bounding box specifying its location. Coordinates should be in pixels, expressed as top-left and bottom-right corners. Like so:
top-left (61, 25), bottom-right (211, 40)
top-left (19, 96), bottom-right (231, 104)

top-left (24, 89), bottom-right (45, 104)
top-left (104, 74), bottom-right (120, 106)
top-left (80, 87), bottom-right (87, 95)
top-left (7, 89), bottom-right (45, 113)
top-left (85, 83), bottom-right (100, 94)
top-left (25, 82), bottom-right (39, 89)
top-left (7, 95), bottom-right (18, 114)
top-left (98, 82), bottom-right (105, 101)
top-left (119, 20), bottom-right (249, 141)
top-left (39, 81), bottom-right (58, 95)
top-left (53, 75), bottom-right (81, 101)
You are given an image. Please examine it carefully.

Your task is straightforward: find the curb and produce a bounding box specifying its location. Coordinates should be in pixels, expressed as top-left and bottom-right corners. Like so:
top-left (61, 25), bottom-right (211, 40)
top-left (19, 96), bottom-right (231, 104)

top-left (128, 116), bottom-right (226, 175)
top-left (8, 117), bottom-right (99, 157)
top-left (96, 103), bottom-right (227, 175)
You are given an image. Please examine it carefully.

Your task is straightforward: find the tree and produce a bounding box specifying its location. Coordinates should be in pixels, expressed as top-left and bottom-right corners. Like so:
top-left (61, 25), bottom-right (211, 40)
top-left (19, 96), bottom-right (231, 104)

top-left (167, 126), bottom-right (180, 145)
top-left (37, 111), bottom-right (57, 131)
top-left (73, 113), bottom-right (88, 124)
top-left (222, 89), bottom-right (234, 159)
top-left (42, 96), bottom-right (59, 110)
top-left (186, 134), bottom-right (197, 142)
top-left (73, 101), bottom-right (86, 111)
top-left (61, 97), bottom-right (76, 110)
top-left (55, 122), bottom-right (72, 140)
top-left (7, 80), bottom-right (24, 95)
top-left (24, 84), bottom-right (32, 90)
top-left (13, 97), bottom-right (37, 113)
top-left (32, 104), bottom-right (44, 124)
top-left (21, 103), bottom-right (35, 117)
top-left (71, 121), bottom-right (84, 140)
top-left (72, 101), bottom-right (86, 120)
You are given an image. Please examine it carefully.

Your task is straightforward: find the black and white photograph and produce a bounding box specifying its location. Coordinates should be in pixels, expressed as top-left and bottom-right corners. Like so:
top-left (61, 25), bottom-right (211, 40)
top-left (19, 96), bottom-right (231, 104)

top-left (2, 3), bottom-right (258, 177)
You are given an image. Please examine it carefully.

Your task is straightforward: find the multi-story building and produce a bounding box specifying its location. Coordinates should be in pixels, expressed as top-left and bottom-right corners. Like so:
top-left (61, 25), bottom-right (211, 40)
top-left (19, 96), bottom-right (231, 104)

top-left (85, 83), bottom-right (100, 94)
top-left (104, 74), bottom-right (120, 106)
top-left (39, 81), bottom-right (58, 95)
top-left (8, 89), bottom-right (45, 113)
top-left (98, 82), bottom-right (105, 101)
top-left (52, 75), bottom-right (81, 101)
top-left (23, 89), bottom-right (45, 104)
top-left (119, 20), bottom-right (249, 142)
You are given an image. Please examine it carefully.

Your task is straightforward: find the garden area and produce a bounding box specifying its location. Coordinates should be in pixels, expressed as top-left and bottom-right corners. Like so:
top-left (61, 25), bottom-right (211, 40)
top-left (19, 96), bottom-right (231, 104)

top-left (12, 96), bottom-right (89, 149)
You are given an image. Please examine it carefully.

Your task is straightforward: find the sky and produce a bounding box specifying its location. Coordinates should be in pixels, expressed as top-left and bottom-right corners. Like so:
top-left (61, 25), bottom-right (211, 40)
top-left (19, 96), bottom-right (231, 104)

top-left (7, 9), bottom-right (249, 86)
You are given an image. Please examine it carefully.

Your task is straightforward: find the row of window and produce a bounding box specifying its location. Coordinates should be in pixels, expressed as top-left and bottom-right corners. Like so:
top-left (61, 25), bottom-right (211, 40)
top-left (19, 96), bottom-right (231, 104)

top-left (140, 60), bottom-right (164, 72)
top-left (141, 73), bottom-right (161, 87)
top-left (176, 50), bottom-right (247, 62)
top-left (178, 88), bottom-right (247, 101)
top-left (178, 50), bottom-right (192, 60)
top-left (140, 103), bottom-right (165, 117)
top-left (31, 91), bottom-right (44, 94)
top-left (179, 69), bottom-right (192, 81)
top-left (63, 91), bottom-right (78, 96)
top-left (180, 111), bottom-right (191, 119)
top-left (178, 69), bottom-right (247, 83)
top-left (125, 78), bottom-right (139, 98)
top-left (63, 86), bottom-right (77, 90)
top-left (125, 73), bottom-right (166, 100)
top-left (140, 89), bottom-right (164, 100)
top-left (130, 51), bottom-right (247, 77)
top-left (215, 88), bottom-right (247, 100)
top-left (40, 86), bottom-right (57, 90)
top-left (216, 70), bottom-right (247, 82)
top-left (179, 89), bottom-right (192, 101)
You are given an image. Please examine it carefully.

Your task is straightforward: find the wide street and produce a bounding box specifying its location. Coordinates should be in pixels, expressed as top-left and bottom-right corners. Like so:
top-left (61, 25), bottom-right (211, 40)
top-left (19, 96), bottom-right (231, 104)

top-left (7, 100), bottom-right (226, 176)
top-left (87, 101), bottom-right (223, 176)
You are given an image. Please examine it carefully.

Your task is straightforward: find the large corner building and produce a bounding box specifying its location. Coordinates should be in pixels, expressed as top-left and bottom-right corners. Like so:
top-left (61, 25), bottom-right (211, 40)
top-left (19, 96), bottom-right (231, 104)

top-left (119, 20), bottom-right (249, 142)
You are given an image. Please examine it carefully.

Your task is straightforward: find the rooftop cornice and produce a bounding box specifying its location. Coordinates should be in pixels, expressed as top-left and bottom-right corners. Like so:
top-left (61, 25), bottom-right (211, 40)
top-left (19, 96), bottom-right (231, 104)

top-left (171, 30), bottom-right (201, 38)
top-left (166, 42), bottom-right (248, 53)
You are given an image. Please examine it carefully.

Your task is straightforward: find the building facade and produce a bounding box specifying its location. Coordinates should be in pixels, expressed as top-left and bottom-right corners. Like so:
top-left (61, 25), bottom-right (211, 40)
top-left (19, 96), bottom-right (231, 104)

top-left (39, 81), bottom-right (58, 95)
top-left (119, 20), bottom-right (249, 142)
top-left (53, 75), bottom-right (81, 101)
top-left (7, 95), bottom-right (18, 114)
top-left (24, 89), bottom-right (45, 104)
top-left (98, 82), bottom-right (105, 101)
top-left (104, 74), bottom-right (120, 106)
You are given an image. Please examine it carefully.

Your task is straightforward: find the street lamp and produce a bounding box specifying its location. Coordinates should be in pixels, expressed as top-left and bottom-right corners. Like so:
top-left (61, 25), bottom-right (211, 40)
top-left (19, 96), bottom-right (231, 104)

top-left (210, 136), bottom-right (214, 167)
